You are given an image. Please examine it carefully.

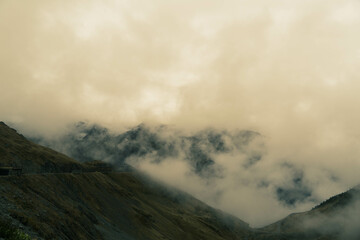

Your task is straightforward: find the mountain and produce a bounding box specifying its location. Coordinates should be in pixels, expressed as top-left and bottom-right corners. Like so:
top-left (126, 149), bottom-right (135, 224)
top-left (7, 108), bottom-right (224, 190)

top-left (0, 122), bottom-right (252, 239)
top-left (0, 122), bottom-right (88, 174)
top-left (33, 122), bottom-right (314, 208)
top-left (0, 172), bottom-right (253, 240)
top-left (259, 186), bottom-right (360, 240)
top-left (1, 121), bottom-right (359, 240)
top-left (33, 122), bottom-right (263, 178)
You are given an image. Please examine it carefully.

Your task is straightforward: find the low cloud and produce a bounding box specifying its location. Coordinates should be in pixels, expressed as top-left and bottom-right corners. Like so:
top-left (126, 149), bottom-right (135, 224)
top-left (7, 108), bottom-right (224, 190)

top-left (1, 0), bottom-right (360, 228)
top-left (34, 122), bottom-right (344, 227)
top-left (300, 187), bottom-right (360, 239)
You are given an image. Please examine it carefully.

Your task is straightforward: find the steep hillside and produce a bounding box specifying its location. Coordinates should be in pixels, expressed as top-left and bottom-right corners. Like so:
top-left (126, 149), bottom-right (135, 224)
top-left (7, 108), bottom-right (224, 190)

top-left (0, 122), bottom-right (88, 174)
top-left (0, 172), bottom-right (252, 240)
top-left (260, 186), bottom-right (360, 240)
top-left (2, 121), bottom-right (360, 240)
top-left (34, 122), bottom-right (316, 208)
top-left (0, 122), bottom-right (252, 239)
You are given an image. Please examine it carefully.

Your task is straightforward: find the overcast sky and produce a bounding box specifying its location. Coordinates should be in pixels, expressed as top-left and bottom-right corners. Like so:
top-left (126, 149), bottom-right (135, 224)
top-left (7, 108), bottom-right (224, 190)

top-left (1, 0), bottom-right (360, 226)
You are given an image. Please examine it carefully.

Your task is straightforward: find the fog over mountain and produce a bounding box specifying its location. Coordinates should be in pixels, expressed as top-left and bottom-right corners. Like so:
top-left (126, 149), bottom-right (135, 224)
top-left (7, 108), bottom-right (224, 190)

top-left (261, 185), bottom-right (360, 240)
top-left (1, 0), bottom-right (360, 229)
top-left (33, 122), bottom-right (339, 227)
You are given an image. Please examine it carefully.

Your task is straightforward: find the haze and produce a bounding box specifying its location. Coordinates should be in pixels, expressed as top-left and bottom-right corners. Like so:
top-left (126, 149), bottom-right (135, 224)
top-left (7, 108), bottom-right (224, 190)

top-left (1, 0), bottom-right (360, 227)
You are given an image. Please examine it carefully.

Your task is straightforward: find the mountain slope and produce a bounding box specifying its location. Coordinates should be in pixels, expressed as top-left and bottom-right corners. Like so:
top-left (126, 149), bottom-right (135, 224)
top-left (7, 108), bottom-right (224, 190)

top-left (0, 171), bottom-right (253, 240)
top-left (260, 186), bottom-right (360, 240)
top-left (0, 122), bottom-right (252, 239)
top-left (0, 122), bottom-right (87, 173)
top-left (2, 121), bottom-right (360, 240)
top-left (33, 122), bottom-right (263, 178)
top-left (33, 123), bottom-right (315, 208)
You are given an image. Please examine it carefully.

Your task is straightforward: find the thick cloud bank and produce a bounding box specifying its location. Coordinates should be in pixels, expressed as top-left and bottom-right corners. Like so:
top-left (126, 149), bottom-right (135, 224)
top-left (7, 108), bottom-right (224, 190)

top-left (1, 0), bottom-right (360, 134)
top-left (1, 0), bottom-right (360, 227)
top-left (34, 122), bottom-right (344, 226)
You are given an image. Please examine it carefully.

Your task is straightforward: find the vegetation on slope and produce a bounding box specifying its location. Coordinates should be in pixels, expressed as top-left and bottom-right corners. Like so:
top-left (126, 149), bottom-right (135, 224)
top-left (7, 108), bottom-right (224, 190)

top-left (0, 172), bottom-right (251, 240)
top-left (0, 219), bottom-right (32, 240)
top-left (0, 122), bottom-right (88, 174)
top-left (1, 121), bottom-right (360, 240)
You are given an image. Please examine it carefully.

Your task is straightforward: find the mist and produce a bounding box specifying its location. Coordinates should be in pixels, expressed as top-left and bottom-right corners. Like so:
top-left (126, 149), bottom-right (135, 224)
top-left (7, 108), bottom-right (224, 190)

top-left (1, 0), bottom-right (360, 228)
top-left (298, 186), bottom-right (360, 240)
top-left (31, 122), bottom-right (352, 227)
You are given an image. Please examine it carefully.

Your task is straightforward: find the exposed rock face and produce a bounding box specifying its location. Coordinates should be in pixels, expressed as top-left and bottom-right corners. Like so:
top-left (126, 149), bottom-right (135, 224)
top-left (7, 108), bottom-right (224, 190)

top-left (33, 122), bottom-right (263, 177)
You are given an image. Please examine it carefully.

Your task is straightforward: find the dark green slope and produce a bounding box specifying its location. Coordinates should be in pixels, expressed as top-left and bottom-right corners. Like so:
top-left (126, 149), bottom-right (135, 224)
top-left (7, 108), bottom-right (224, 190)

top-left (1, 121), bottom-right (359, 240)
top-left (0, 122), bottom-right (251, 239)
top-left (258, 186), bottom-right (360, 240)
top-left (0, 172), bottom-right (252, 240)
top-left (0, 122), bottom-right (87, 173)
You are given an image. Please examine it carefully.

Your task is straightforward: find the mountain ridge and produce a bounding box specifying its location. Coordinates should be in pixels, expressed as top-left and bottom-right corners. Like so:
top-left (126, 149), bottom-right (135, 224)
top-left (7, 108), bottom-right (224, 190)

top-left (1, 121), bottom-right (359, 240)
top-left (0, 122), bottom-right (252, 239)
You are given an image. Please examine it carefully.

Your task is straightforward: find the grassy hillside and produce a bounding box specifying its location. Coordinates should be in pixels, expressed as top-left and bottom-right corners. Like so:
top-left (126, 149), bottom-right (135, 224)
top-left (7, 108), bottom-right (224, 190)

top-left (0, 122), bottom-right (88, 174)
top-left (259, 186), bottom-right (360, 240)
top-left (1, 121), bottom-right (359, 240)
top-left (0, 172), bottom-right (252, 240)
top-left (0, 121), bottom-right (252, 239)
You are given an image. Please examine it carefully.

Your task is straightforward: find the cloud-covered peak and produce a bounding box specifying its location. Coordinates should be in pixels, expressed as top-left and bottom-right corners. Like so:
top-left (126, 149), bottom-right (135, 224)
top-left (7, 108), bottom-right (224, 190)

top-left (32, 122), bottom-right (337, 226)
